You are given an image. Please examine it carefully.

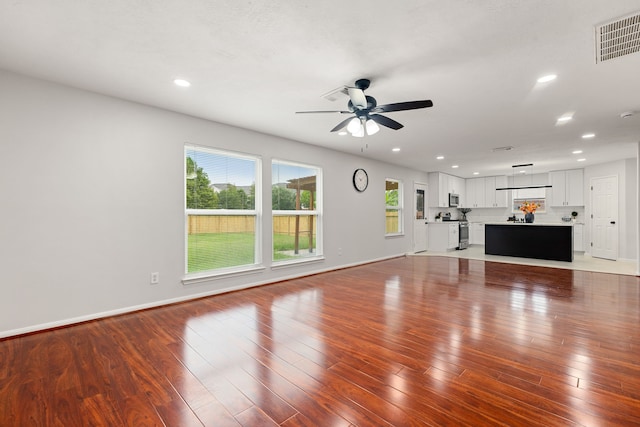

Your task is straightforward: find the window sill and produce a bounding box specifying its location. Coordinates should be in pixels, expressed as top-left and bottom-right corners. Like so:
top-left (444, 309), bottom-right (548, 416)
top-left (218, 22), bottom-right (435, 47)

top-left (271, 255), bottom-right (325, 270)
top-left (182, 265), bottom-right (266, 285)
top-left (385, 233), bottom-right (405, 238)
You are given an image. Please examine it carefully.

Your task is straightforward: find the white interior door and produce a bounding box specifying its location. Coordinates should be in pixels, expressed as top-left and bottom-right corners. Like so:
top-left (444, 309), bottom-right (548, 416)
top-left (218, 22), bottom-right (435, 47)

top-left (591, 175), bottom-right (618, 260)
top-left (414, 183), bottom-right (428, 253)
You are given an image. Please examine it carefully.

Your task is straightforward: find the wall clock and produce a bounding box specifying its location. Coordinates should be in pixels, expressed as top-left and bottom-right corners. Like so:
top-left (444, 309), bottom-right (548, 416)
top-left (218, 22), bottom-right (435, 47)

top-left (353, 168), bottom-right (368, 192)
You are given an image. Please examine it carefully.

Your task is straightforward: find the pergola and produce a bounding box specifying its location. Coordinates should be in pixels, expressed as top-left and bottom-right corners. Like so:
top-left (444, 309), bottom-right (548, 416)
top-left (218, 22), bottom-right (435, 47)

top-left (286, 176), bottom-right (316, 255)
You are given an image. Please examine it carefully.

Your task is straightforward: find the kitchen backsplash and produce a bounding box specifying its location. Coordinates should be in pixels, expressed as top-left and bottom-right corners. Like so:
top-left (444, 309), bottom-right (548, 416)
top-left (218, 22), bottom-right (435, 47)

top-left (429, 206), bottom-right (585, 223)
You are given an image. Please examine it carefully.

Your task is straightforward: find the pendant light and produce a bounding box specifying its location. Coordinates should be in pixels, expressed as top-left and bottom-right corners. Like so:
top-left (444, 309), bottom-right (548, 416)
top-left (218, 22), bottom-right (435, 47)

top-left (495, 163), bottom-right (553, 190)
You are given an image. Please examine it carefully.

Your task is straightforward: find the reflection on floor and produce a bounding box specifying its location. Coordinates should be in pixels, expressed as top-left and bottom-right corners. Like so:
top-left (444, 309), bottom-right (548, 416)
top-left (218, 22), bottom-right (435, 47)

top-left (412, 245), bottom-right (638, 276)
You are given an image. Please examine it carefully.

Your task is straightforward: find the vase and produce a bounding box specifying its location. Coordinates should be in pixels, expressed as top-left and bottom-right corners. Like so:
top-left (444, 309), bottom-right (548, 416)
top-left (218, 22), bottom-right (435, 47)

top-left (525, 212), bottom-right (534, 223)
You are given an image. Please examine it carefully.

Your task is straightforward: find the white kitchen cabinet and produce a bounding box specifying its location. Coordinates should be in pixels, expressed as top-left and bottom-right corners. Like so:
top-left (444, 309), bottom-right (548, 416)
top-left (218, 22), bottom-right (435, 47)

top-left (428, 172), bottom-right (466, 208)
top-left (470, 222), bottom-right (485, 245)
top-left (573, 223), bottom-right (584, 251)
top-left (549, 169), bottom-right (584, 206)
top-left (465, 176), bottom-right (507, 208)
top-left (451, 175), bottom-right (466, 205)
top-left (484, 176), bottom-right (508, 208)
top-left (465, 177), bottom-right (485, 208)
top-left (428, 222), bottom-right (459, 252)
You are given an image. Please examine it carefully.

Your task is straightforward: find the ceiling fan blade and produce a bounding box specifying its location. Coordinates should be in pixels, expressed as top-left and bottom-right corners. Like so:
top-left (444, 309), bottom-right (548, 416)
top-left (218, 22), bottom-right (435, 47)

top-left (371, 100), bottom-right (433, 113)
top-left (330, 116), bottom-right (356, 132)
top-left (296, 110), bottom-right (351, 114)
top-left (369, 114), bottom-right (404, 130)
top-left (347, 87), bottom-right (367, 109)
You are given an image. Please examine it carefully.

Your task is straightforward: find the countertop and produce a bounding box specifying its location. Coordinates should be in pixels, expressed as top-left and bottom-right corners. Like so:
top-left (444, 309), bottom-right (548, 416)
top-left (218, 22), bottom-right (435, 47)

top-left (485, 222), bottom-right (574, 226)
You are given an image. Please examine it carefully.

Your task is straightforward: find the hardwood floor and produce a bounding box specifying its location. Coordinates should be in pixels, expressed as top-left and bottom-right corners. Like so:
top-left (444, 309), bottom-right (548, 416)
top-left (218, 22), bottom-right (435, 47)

top-left (1, 256), bottom-right (640, 426)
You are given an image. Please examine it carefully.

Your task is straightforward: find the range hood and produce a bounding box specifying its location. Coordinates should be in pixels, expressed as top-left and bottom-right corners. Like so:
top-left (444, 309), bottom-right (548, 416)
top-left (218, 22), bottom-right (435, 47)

top-left (495, 164), bottom-right (552, 191)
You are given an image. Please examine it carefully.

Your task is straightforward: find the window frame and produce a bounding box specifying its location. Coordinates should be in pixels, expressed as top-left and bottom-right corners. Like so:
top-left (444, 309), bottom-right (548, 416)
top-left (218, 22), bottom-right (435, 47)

top-left (183, 145), bottom-right (263, 282)
top-left (511, 187), bottom-right (547, 214)
top-left (385, 178), bottom-right (404, 236)
top-left (271, 159), bottom-right (323, 266)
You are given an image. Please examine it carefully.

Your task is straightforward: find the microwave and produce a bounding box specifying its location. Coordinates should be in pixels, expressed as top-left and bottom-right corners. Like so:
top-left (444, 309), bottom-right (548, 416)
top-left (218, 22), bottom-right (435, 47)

top-left (449, 193), bottom-right (459, 207)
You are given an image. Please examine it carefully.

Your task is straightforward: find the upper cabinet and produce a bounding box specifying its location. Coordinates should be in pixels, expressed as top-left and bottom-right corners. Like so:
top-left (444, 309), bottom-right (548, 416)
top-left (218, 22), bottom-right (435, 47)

top-left (465, 178), bottom-right (485, 208)
top-left (464, 176), bottom-right (507, 208)
top-left (549, 169), bottom-right (584, 206)
top-left (485, 176), bottom-right (508, 208)
top-left (428, 172), bottom-right (466, 208)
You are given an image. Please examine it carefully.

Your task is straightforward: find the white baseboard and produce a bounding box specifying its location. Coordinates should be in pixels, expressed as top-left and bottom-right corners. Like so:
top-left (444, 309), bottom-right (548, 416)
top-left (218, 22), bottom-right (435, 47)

top-left (0, 253), bottom-right (406, 339)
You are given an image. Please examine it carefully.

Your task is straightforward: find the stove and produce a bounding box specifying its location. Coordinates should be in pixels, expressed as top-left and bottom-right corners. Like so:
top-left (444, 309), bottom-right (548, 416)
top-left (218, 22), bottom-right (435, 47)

top-left (458, 220), bottom-right (469, 250)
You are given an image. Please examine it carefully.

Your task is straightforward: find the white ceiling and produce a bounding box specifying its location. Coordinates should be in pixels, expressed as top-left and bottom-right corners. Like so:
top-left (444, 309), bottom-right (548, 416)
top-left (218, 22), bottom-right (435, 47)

top-left (1, 1), bottom-right (639, 177)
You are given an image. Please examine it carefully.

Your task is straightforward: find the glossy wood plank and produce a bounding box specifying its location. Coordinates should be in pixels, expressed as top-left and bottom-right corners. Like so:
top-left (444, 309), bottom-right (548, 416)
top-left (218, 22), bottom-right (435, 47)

top-left (1, 256), bottom-right (639, 425)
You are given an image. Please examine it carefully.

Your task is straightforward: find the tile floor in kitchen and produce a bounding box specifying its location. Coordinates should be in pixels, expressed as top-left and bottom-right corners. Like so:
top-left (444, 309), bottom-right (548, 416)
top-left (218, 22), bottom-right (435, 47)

top-left (413, 245), bottom-right (638, 276)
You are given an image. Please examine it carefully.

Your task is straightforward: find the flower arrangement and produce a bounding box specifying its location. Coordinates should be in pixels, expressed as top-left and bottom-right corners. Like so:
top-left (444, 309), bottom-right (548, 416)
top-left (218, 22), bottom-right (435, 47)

top-left (519, 201), bottom-right (540, 214)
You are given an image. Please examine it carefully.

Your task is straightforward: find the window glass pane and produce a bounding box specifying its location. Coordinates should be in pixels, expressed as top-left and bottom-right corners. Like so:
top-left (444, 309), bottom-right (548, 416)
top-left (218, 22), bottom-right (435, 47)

top-left (185, 145), bottom-right (260, 275)
top-left (385, 209), bottom-right (400, 234)
top-left (272, 214), bottom-right (317, 261)
top-left (416, 189), bottom-right (425, 220)
top-left (186, 148), bottom-right (256, 210)
top-left (513, 198), bottom-right (546, 214)
top-left (272, 162), bottom-right (317, 211)
top-left (187, 214), bottom-right (256, 272)
top-left (272, 160), bottom-right (322, 262)
top-left (385, 180), bottom-right (399, 207)
top-left (385, 179), bottom-right (403, 235)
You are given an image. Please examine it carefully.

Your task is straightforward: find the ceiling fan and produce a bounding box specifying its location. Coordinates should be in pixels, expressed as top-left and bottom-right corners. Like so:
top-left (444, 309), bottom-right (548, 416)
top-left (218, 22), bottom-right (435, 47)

top-left (296, 79), bottom-right (433, 137)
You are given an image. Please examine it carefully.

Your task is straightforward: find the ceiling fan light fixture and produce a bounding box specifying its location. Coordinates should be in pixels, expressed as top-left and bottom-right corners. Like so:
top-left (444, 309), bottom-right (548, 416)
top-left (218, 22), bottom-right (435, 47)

top-left (347, 117), bottom-right (361, 134)
top-left (366, 119), bottom-right (380, 135)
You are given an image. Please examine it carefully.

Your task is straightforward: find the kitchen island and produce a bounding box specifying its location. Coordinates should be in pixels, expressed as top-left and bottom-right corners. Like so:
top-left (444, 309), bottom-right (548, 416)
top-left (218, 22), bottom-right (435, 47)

top-left (485, 223), bottom-right (573, 262)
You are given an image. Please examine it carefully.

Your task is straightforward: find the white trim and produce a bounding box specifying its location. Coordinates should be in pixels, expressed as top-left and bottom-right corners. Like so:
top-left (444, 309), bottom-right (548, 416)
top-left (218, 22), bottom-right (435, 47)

top-left (271, 255), bottom-right (325, 270)
top-left (182, 265), bottom-right (266, 285)
top-left (0, 254), bottom-right (405, 339)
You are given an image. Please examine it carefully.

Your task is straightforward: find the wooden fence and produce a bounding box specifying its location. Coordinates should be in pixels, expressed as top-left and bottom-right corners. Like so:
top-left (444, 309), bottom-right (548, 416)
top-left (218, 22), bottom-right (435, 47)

top-left (188, 214), bottom-right (316, 236)
top-left (188, 213), bottom-right (397, 235)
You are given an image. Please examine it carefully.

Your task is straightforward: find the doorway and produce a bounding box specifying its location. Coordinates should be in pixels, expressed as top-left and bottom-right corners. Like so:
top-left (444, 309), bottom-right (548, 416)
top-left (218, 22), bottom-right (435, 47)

top-left (591, 175), bottom-right (618, 260)
top-left (414, 183), bottom-right (428, 253)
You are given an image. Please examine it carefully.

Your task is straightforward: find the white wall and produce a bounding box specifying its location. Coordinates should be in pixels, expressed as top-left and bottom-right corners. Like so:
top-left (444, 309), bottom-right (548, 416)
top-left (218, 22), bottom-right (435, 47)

top-left (0, 70), bottom-right (428, 337)
top-left (584, 158), bottom-right (637, 261)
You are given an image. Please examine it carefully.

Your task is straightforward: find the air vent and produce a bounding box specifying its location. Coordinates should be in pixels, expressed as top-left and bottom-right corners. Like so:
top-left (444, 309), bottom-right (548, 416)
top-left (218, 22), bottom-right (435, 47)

top-left (492, 146), bottom-right (513, 152)
top-left (596, 12), bottom-right (640, 63)
top-left (321, 86), bottom-right (348, 102)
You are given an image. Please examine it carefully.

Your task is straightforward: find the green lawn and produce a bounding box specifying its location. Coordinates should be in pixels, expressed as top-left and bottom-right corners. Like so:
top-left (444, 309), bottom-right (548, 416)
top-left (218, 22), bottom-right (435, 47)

top-left (188, 232), bottom-right (315, 272)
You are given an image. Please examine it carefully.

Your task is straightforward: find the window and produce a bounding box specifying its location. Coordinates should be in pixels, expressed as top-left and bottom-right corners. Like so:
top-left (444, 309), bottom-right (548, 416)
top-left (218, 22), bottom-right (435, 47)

top-left (272, 160), bottom-right (322, 263)
top-left (512, 188), bottom-right (546, 214)
top-left (185, 145), bottom-right (261, 275)
top-left (385, 179), bottom-right (403, 235)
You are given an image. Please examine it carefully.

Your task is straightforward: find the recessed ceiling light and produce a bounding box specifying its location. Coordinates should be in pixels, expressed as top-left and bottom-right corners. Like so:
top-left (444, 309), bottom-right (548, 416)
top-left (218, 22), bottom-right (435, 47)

top-left (174, 79), bottom-right (191, 87)
top-left (436, 156), bottom-right (444, 160)
top-left (557, 115), bottom-right (572, 123)
top-left (572, 150), bottom-right (583, 154)
top-left (537, 74), bottom-right (557, 83)
top-left (581, 133), bottom-right (595, 139)
top-left (451, 165), bottom-right (459, 169)
top-left (577, 158), bottom-right (586, 162)
top-left (473, 172), bottom-right (479, 175)
top-left (392, 147), bottom-right (400, 152)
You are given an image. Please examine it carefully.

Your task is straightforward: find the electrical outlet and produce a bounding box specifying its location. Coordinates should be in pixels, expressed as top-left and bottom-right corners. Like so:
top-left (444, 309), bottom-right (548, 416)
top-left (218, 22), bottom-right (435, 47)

top-left (150, 272), bottom-right (160, 284)
top-left (338, 247), bottom-right (342, 256)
